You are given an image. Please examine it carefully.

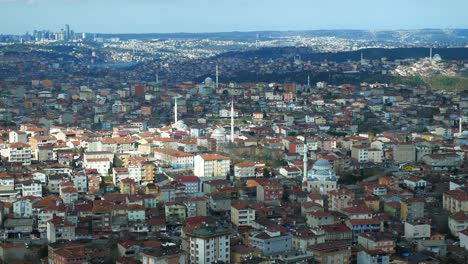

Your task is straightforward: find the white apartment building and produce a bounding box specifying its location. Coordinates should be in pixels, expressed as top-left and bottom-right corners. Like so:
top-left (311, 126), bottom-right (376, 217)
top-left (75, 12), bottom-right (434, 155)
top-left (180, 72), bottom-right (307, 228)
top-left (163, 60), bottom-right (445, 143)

top-left (404, 221), bottom-right (431, 239)
top-left (71, 173), bottom-right (87, 193)
top-left (368, 148), bottom-right (384, 163)
top-left (187, 225), bottom-right (231, 264)
top-left (7, 142), bottom-right (32, 165)
top-left (154, 148), bottom-right (194, 169)
top-left (231, 203), bottom-right (256, 227)
top-left (194, 154), bottom-right (230, 179)
top-left (21, 181), bottom-right (42, 197)
top-left (351, 145), bottom-right (369, 163)
top-left (13, 198), bottom-right (35, 218)
top-left (84, 158), bottom-right (111, 176)
top-left (234, 162), bottom-right (256, 179)
top-left (9, 131), bottom-right (27, 143)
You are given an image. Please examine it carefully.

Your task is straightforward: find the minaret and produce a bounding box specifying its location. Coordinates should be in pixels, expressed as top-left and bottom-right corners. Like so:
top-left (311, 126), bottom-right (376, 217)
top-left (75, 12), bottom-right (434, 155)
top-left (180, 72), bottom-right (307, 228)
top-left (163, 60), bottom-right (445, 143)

top-left (360, 51), bottom-right (364, 65)
top-left (174, 97), bottom-right (178, 124)
top-left (302, 139), bottom-right (308, 183)
top-left (459, 116), bottom-right (463, 136)
top-left (215, 64), bottom-right (219, 89)
top-left (231, 98), bottom-right (235, 143)
top-left (307, 74), bottom-right (310, 87)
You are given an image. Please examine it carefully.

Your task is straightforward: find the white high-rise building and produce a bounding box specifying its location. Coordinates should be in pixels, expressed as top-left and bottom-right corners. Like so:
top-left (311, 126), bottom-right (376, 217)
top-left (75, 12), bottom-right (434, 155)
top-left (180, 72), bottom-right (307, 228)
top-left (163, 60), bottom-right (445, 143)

top-left (187, 225), bottom-right (231, 264)
top-left (194, 154), bottom-right (230, 179)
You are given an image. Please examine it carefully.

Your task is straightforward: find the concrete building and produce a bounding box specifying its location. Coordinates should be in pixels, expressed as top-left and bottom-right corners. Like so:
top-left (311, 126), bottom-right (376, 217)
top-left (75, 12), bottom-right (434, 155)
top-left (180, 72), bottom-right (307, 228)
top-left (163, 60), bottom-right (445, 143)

top-left (249, 229), bottom-right (292, 256)
top-left (13, 197), bottom-right (37, 218)
top-left (351, 145), bottom-right (369, 162)
top-left (165, 201), bottom-right (186, 223)
top-left (443, 189), bottom-right (468, 213)
top-left (84, 158), bottom-right (111, 176)
top-left (194, 154), bottom-right (231, 179)
top-left (291, 228), bottom-right (325, 253)
top-left (141, 246), bottom-right (188, 264)
top-left (154, 148), bottom-right (194, 169)
top-left (393, 143), bottom-right (416, 164)
top-left (401, 198), bottom-right (424, 222)
top-left (46, 217), bottom-right (75, 243)
top-left (328, 189), bottom-right (354, 211)
top-left (404, 220), bottom-right (431, 239)
top-left (358, 233), bottom-right (395, 254)
top-left (234, 161), bottom-right (257, 179)
top-left (357, 250), bottom-right (390, 264)
top-left (307, 241), bottom-right (351, 264)
top-left (231, 202), bottom-right (256, 228)
top-left (7, 142), bottom-right (32, 165)
top-left (448, 212), bottom-right (468, 237)
top-left (174, 175), bottom-right (200, 193)
top-left (186, 225), bottom-right (231, 264)
top-left (9, 130), bottom-right (27, 143)
top-left (256, 180), bottom-right (283, 203)
top-left (368, 148), bottom-right (384, 163)
top-left (459, 229), bottom-right (468, 251)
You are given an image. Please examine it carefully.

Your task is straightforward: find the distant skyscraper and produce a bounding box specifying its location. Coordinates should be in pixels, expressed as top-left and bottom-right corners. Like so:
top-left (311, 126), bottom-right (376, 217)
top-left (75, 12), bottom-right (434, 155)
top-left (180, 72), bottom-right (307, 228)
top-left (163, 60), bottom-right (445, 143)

top-left (65, 24), bottom-right (70, 41)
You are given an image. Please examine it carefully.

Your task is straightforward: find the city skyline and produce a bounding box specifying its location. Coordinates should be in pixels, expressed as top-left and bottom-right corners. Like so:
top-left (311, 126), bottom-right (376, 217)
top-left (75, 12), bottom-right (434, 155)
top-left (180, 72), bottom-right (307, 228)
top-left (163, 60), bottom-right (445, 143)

top-left (1, 0), bottom-right (468, 34)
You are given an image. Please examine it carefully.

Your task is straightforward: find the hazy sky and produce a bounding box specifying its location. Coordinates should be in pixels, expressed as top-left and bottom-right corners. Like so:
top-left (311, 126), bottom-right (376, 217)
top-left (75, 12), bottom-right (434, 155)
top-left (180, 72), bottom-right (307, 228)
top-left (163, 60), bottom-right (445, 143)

top-left (1, 0), bottom-right (467, 34)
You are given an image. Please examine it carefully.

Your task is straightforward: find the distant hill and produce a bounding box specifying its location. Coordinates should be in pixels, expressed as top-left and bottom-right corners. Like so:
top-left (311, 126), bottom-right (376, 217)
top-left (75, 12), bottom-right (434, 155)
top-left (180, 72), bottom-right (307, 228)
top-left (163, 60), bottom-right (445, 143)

top-left (216, 47), bottom-right (468, 62)
top-left (96, 29), bottom-right (468, 43)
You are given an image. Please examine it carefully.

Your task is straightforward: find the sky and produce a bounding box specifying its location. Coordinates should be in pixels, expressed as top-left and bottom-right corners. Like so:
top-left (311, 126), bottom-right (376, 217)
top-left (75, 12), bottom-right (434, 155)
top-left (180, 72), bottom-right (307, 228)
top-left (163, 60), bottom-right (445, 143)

top-left (0, 0), bottom-right (467, 34)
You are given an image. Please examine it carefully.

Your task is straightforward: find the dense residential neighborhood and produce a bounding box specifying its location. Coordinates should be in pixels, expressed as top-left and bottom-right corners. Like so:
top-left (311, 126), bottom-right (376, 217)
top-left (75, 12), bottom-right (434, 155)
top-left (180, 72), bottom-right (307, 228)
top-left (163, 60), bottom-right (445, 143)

top-left (0, 67), bottom-right (468, 264)
top-left (1, 21), bottom-right (468, 263)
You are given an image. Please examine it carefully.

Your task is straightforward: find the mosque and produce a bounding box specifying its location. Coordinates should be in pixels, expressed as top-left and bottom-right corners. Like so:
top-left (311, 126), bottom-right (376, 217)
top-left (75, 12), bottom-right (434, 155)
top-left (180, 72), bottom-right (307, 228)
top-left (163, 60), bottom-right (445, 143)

top-left (302, 157), bottom-right (338, 195)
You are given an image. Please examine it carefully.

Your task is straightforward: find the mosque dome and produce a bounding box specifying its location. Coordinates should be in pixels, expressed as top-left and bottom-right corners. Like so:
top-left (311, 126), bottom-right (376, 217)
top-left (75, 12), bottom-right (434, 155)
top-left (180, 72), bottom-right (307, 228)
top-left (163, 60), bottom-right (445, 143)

top-left (432, 54), bottom-right (442, 62)
top-left (204, 77), bottom-right (214, 85)
top-left (211, 127), bottom-right (226, 142)
top-left (307, 159), bottom-right (337, 181)
top-left (313, 159), bottom-right (331, 170)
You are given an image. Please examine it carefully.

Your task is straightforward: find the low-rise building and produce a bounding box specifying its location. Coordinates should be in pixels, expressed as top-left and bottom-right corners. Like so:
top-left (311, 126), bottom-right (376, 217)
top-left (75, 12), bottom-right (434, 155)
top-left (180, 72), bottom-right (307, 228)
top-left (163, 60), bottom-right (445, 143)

top-left (358, 232), bottom-right (395, 254)
top-left (307, 241), bottom-right (351, 264)
top-left (443, 189), bottom-right (468, 213)
top-left (249, 229), bottom-right (292, 256)
top-left (404, 220), bottom-right (431, 240)
top-left (46, 216), bottom-right (75, 243)
top-left (448, 212), bottom-right (468, 237)
top-left (231, 202), bottom-right (256, 228)
top-left (357, 250), bottom-right (390, 264)
top-left (234, 161), bottom-right (257, 179)
top-left (165, 201), bottom-right (186, 223)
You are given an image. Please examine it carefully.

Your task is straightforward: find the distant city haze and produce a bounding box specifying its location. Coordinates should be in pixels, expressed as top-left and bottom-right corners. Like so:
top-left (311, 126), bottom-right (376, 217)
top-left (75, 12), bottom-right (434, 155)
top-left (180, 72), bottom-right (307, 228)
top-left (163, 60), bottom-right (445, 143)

top-left (0, 0), bottom-right (467, 34)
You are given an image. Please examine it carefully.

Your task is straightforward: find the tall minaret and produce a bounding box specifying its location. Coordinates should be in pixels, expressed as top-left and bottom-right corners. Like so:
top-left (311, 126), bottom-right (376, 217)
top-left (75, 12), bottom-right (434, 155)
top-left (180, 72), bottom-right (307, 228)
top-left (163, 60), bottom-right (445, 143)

top-left (360, 51), bottom-right (364, 65)
top-left (215, 64), bottom-right (219, 89)
top-left (307, 74), bottom-right (310, 87)
top-left (174, 97), bottom-right (178, 124)
top-left (231, 98), bottom-right (235, 143)
top-left (459, 116), bottom-right (463, 137)
top-left (302, 139), bottom-right (308, 183)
